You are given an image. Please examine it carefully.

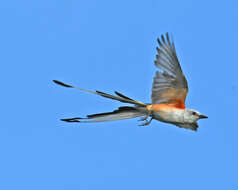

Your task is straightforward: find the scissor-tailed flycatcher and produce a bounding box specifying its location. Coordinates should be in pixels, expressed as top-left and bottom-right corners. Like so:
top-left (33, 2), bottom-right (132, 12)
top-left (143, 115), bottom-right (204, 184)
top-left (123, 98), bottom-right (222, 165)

top-left (53, 33), bottom-right (207, 131)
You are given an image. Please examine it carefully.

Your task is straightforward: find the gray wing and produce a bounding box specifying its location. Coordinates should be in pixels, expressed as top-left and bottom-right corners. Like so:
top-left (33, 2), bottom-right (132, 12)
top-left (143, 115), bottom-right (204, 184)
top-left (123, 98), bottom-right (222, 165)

top-left (151, 33), bottom-right (188, 108)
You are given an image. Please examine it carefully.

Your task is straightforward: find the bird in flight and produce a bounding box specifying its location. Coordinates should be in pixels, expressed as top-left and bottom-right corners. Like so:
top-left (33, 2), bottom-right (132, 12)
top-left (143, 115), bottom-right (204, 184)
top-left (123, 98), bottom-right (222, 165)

top-left (53, 33), bottom-right (207, 131)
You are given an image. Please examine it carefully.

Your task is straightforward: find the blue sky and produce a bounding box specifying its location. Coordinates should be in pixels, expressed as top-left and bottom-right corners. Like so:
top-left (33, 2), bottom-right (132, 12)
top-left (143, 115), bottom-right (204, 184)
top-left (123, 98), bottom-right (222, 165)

top-left (1, 0), bottom-right (238, 189)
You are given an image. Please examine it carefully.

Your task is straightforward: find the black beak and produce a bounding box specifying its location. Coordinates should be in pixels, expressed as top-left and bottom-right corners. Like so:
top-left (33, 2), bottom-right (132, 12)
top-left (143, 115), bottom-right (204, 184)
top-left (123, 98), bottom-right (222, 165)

top-left (199, 114), bottom-right (208, 119)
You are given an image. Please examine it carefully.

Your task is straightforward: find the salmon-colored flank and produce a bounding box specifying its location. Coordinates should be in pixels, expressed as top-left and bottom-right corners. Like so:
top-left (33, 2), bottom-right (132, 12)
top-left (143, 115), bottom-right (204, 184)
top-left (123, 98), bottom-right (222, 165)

top-left (149, 103), bottom-right (185, 112)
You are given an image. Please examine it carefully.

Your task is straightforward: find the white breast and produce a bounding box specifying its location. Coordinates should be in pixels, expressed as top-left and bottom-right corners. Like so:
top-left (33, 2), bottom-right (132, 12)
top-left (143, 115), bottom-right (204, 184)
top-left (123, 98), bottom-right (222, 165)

top-left (153, 109), bottom-right (185, 123)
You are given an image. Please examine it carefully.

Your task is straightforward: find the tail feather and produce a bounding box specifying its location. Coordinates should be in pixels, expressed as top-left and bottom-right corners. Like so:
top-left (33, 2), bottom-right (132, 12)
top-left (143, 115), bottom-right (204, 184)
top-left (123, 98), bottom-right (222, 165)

top-left (61, 117), bottom-right (82, 122)
top-left (114, 91), bottom-right (135, 101)
top-left (61, 106), bottom-right (145, 123)
top-left (53, 80), bottom-right (145, 106)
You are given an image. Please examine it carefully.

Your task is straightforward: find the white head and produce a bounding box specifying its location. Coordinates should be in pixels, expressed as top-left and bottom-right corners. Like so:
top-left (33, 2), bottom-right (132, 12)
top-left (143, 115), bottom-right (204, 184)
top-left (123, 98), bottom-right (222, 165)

top-left (184, 109), bottom-right (208, 123)
top-left (175, 109), bottom-right (208, 131)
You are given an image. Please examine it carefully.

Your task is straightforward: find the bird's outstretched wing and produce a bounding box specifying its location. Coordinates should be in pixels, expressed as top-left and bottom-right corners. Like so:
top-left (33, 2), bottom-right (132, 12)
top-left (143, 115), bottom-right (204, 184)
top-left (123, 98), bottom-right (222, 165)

top-left (151, 33), bottom-right (188, 109)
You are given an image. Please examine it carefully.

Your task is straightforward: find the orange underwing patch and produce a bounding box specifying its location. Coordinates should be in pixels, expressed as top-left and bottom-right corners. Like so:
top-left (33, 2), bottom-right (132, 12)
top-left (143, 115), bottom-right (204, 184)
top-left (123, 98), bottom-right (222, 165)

top-left (158, 88), bottom-right (187, 109)
top-left (171, 100), bottom-right (186, 109)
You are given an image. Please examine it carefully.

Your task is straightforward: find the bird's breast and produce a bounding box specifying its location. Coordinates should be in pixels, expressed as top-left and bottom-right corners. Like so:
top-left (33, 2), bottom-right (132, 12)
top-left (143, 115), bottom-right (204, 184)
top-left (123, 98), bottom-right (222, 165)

top-left (147, 104), bottom-right (185, 123)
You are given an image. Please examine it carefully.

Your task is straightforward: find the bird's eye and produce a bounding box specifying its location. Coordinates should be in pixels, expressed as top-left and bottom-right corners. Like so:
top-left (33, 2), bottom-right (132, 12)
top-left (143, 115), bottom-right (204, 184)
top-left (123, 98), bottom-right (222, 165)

top-left (192, 112), bottom-right (196, 115)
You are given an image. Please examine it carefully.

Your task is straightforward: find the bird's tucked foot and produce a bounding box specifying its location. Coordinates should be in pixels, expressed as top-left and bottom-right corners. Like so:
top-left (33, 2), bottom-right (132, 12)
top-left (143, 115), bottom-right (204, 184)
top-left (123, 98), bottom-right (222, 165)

top-left (138, 111), bottom-right (152, 122)
top-left (138, 117), bottom-right (153, 126)
top-left (138, 115), bottom-right (149, 121)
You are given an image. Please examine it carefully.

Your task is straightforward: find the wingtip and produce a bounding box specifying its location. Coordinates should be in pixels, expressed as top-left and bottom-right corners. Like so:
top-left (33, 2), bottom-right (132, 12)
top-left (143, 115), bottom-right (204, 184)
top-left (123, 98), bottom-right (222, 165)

top-left (161, 34), bottom-right (165, 43)
top-left (157, 32), bottom-right (172, 46)
top-left (157, 38), bottom-right (162, 46)
top-left (166, 32), bottom-right (171, 44)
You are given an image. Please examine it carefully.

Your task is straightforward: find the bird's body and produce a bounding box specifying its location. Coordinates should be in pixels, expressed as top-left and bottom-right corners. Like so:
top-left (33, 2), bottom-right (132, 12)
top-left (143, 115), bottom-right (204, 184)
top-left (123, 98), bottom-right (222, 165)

top-left (54, 33), bottom-right (207, 131)
top-left (149, 104), bottom-right (185, 124)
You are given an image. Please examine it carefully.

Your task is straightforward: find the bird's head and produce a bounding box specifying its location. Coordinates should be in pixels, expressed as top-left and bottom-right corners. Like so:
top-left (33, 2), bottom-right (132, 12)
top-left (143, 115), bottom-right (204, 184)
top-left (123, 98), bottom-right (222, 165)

top-left (184, 109), bottom-right (208, 123)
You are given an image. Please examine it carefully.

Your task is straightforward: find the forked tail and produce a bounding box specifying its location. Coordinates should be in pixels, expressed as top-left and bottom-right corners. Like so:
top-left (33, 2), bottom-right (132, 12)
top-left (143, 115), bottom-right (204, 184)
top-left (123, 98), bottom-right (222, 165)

top-left (53, 80), bottom-right (148, 123)
top-left (60, 106), bottom-right (145, 123)
top-left (53, 80), bottom-right (146, 106)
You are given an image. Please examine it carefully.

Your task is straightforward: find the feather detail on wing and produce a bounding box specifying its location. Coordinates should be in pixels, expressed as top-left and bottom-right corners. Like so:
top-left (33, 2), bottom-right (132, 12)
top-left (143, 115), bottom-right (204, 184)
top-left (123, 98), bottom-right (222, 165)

top-left (151, 33), bottom-right (188, 109)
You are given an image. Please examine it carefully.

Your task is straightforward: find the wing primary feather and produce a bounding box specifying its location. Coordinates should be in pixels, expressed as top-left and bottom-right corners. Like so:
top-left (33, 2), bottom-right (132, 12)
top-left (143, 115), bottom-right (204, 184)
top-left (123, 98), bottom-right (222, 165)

top-left (156, 54), bottom-right (176, 72)
top-left (166, 32), bottom-right (171, 46)
top-left (156, 48), bottom-right (175, 70)
top-left (157, 38), bottom-right (163, 47)
top-left (156, 49), bottom-right (174, 66)
top-left (156, 47), bottom-right (176, 69)
top-left (161, 34), bottom-right (166, 44)
top-left (157, 35), bottom-right (179, 65)
top-left (159, 43), bottom-right (178, 65)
